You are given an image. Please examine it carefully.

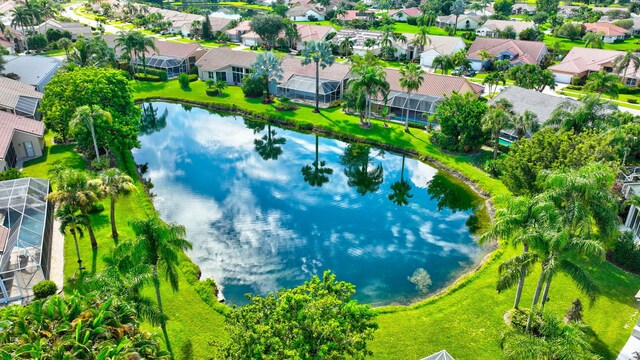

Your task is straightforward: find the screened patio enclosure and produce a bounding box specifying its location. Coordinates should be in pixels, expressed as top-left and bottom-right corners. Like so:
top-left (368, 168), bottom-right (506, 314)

top-left (277, 75), bottom-right (342, 105)
top-left (135, 55), bottom-right (187, 78)
top-left (0, 178), bottom-right (53, 306)
top-left (372, 91), bottom-right (441, 122)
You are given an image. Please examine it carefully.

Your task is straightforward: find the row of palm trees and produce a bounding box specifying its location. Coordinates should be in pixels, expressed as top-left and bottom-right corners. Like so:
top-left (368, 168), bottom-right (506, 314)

top-left (10, 0), bottom-right (61, 40)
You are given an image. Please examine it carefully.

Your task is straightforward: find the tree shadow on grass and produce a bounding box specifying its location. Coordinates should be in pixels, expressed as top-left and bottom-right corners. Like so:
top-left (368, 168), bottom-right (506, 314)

top-left (584, 325), bottom-right (616, 360)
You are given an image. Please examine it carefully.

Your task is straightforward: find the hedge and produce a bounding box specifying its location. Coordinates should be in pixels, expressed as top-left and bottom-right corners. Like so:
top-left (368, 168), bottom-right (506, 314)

top-left (136, 68), bottom-right (168, 81)
top-left (134, 73), bottom-right (163, 82)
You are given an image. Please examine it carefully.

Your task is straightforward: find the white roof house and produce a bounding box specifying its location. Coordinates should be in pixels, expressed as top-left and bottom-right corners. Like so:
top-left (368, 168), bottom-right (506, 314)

top-left (35, 19), bottom-right (92, 40)
top-left (475, 20), bottom-right (536, 39)
top-left (2, 55), bottom-right (61, 92)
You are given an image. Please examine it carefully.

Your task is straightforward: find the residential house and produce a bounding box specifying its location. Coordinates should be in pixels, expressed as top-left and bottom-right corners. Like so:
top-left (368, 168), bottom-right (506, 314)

top-left (276, 56), bottom-right (352, 105)
top-left (226, 21), bottom-right (251, 43)
top-left (489, 86), bottom-right (575, 143)
top-left (145, 7), bottom-right (204, 36)
top-left (584, 22), bottom-right (630, 43)
top-left (287, 4), bottom-right (326, 21)
top-left (418, 35), bottom-right (466, 67)
top-left (35, 19), bottom-right (92, 40)
top-left (195, 47), bottom-right (257, 85)
top-left (549, 47), bottom-right (639, 85)
top-left (295, 24), bottom-right (336, 50)
top-left (0, 77), bottom-right (43, 119)
top-left (436, 14), bottom-right (481, 30)
top-left (600, 16), bottom-right (640, 35)
top-left (559, 5), bottom-right (626, 17)
top-left (0, 112), bottom-right (45, 169)
top-left (330, 29), bottom-right (383, 55)
top-left (467, 38), bottom-right (548, 71)
top-left (2, 56), bottom-right (61, 92)
top-left (512, 3), bottom-right (536, 15)
top-left (208, 15), bottom-right (234, 32)
top-left (0, 26), bottom-right (26, 53)
top-left (371, 70), bottom-right (484, 120)
top-left (337, 10), bottom-right (375, 22)
top-left (0, 177), bottom-right (53, 306)
top-left (475, 20), bottom-right (536, 39)
top-left (388, 7), bottom-right (421, 22)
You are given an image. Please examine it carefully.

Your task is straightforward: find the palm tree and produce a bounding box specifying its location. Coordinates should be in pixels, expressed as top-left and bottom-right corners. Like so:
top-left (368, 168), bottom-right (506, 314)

top-left (47, 169), bottom-right (103, 249)
top-left (301, 135), bottom-right (333, 187)
top-left (115, 31), bottom-right (138, 73)
top-left (478, 49), bottom-right (493, 68)
top-left (412, 26), bottom-right (431, 57)
top-left (399, 63), bottom-right (425, 132)
top-left (451, 0), bottom-right (465, 33)
top-left (613, 50), bottom-right (640, 83)
top-left (70, 105), bottom-right (111, 161)
top-left (254, 124), bottom-right (286, 161)
top-left (56, 205), bottom-right (88, 271)
top-left (432, 54), bottom-right (453, 74)
top-left (300, 40), bottom-right (335, 113)
top-left (339, 37), bottom-right (354, 57)
top-left (510, 110), bottom-right (539, 139)
top-left (584, 70), bottom-right (620, 99)
top-left (57, 37), bottom-right (72, 57)
top-left (133, 31), bottom-right (157, 75)
top-left (251, 51), bottom-right (283, 100)
top-left (482, 98), bottom-right (513, 163)
top-left (483, 72), bottom-right (506, 95)
top-left (348, 66), bottom-right (389, 127)
top-left (99, 168), bottom-right (136, 241)
top-left (67, 37), bottom-right (114, 68)
top-left (388, 155), bottom-right (413, 206)
top-left (130, 217), bottom-right (192, 357)
top-left (583, 31), bottom-right (604, 49)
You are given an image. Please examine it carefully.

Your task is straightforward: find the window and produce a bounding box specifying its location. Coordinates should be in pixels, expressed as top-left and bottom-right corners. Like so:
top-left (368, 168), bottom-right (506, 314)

top-left (232, 66), bottom-right (249, 83)
top-left (216, 72), bottom-right (227, 82)
top-left (208, 71), bottom-right (215, 79)
top-left (625, 77), bottom-right (637, 86)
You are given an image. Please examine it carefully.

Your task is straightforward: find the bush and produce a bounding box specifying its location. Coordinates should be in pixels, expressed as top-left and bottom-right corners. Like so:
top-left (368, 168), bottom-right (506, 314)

top-left (178, 73), bottom-right (190, 88)
top-left (570, 75), bottom-right (585, 86)
top-left (27, 34), bottom-right (48, 51)
top-left (90, 156), bottom-right (110, 170)
top-left (188, 74), bottom-right (198, 82)
top-left (564, 85), bottom-right (583, 90)
top-left (136, 68), bottom-right (168, 81)
top-left (407, 16), bottom-right (418, 25)
top-left (88, 202), bottom-right (105, 214)
top-left (608, 231), bottom-right (640, 273)
top-left (297, 122), bottom-right (313, 131)
top-left (327, 99), bottom-right (344, 108)
top-left (206, 88), bottom-right (220, 96)
top-left (180, 258), bottom-right (202, 284)
top-left (629, 98), bottom-right (638, 104)
top-left (241, 75), bottom-right (266, 98)
top-left (32, 280), bottom-right (57, 299)
top-left (275, 102), bottom-right (299, 111)
top-left (0, 168), bottom-right (22, 181)
top-left (134, 73), bottom-right (162, 82)
top-left (628, 87), bottom-right (640, 95)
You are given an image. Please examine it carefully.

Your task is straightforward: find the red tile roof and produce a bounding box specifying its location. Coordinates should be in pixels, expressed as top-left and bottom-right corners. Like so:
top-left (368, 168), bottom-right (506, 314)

top-left (296, 24), bottom-right (335, 43)
top-left (388, 7), bottom-right (422, 18)
top-left (467, 38), bottom-right (547, 65)
top-left (584, 22), bottom-right (630, 36)
top-left (0, 112), bottom-right (44, 159)
top-left (384, 69), bottom-right (484, 97)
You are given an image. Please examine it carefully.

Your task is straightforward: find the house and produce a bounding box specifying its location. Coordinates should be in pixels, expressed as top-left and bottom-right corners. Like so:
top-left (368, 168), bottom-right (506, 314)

top-left (276, 56), bottom-right (352, 105)
top-left (1, 56), bottom-right (61, 92)
top-left (559, 5), bottom-right (626, 17)
top-left (337, 10), bottom-right (375, 22)
top-left (512, 3), bottom-right (536, 15)
top-left (35, 19), bottom-right (92, 40)
top-left (0, 77), bottom-right (43, 119)
top-left (388, 7), bottom-right (422, 22)
top-left (287, 4), bottom-right (326, 21)
top-left (600, 16), bottom-right (640, 35)
top-left (295, 24), bottom-right (336, 50)
top-left (145, 7), bottom-right (204, 36)
top-left (421, 350), bottom-right (455, 360)
top-left (436, 14), bottom-right (481, 30)
top-left (489, 86), bottom-right (576, 143)
top-left (467, 38), bottom-right (548, 71)
top-left (475, 20), bottom-right (536, 39)
top-left (0, 27), bottom-right (25, 54)
top-left (0, 112), bottom-right (45, 169)
top-left (226, 21), bottom-right (251, 43)
top-left (195, 47), bottom-right (257, 85)
top-left (207, 15), bottom-right (234, 32)
top-left (616, 290), bottom-right (640, 359)
top-left (584, 22), bottom-right (630, 43)
top-left (549, 47), bottom-right (639, 85)
top-left (0, 177), bottom-right (53, 306)
top-left (330, 29), bottom-right (383, 55)
top-left (371, 70), bottom-right (484, 120)
top-left (241, 31), bottom-right (262, 47)
top-left (417, 36), bottom-right (466, 67)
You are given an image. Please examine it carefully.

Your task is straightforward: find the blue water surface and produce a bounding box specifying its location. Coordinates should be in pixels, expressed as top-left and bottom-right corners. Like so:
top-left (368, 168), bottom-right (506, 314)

top-left (132, 102), bottom-right (487, 306)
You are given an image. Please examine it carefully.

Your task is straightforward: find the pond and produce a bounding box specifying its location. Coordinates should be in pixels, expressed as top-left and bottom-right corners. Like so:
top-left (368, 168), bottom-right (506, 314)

top-left (132, 102), bottom-right (488, 306)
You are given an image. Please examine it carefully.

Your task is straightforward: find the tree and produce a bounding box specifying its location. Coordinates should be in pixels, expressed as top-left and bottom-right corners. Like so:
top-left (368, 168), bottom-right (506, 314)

top-left (399, 63), bottom-right (425, 132)
top-left (498, 25), bottom-right (517, 39)
top-left (536, 0), bottom-right (559, 14)
top-left (432, 54), bottom-right (453, 74)
top-left (222, 271), bottom-right (378, 359)
top-left (483, 72), bottom-right (506, 95)
top-left (339, 37), bottom-right (354, 57)
top-left (554, 23), bottom-right (584, 40)
top-left (130, 217), bottom-right (192, 356)
top-left (493, 0), bottom-right (514, 16)
top-left (613, 50), bottom-right (640, 81)
top-left (201, 15), bottom-right (213, 41)
top-left (115, 31), bottom-right (156, 73)
top-left (583, 31), bottom-right (604, 49)
top-left (507, 64), bottom-right (556, 92)
top-left (70, 105), bottom-right (111, 161)
top-left (100, 168), bottom-right (136, 241)
top-left (341, 145), bottom-right (384, 195)
top-left (388, 155), bottom-right (413, 206)
top-left (411, 26), bottom-right (432, 55)
top-left (432, 92), bottom-right (488, 153)
top-left (252, 51), bottom-right (283, 101)
top-left (450, 0), bottom-right (465, 32)
top-left (548, 94), bottom-right (616, 132)
top-left (0, 52), bottom-right (5, 73)
top-left (510, 110), bottom-right (539, 139)
top-left (300, 40), bottom-right (335, 113)
top-left (250, 14), bottom-right (284, 50)
top-left (483, 98), bottom-right (513, 162)
top-left (518, 27), bottom-right (542, 41)
top-left (254, 124), bottom-right (286, 161)
top-left (41, 67), bottom-right (140, 146)
top-left (47, 169), bottom-right (103, 249)
top-left (301, 135), bottom-right (333, 187)
top-left (56, 205), bottom-right (88, 271)
top-left (67, 36), bottom-right (115, 68)
top-left (584, 70), bottom-right (620, 99)
top-left (348, 65), bottom-right (389, 126)
top-left (57, 37), bottom-right (72, 57)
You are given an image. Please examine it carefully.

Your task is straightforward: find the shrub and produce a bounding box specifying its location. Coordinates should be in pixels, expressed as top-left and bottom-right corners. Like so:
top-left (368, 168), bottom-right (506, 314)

top-left (628, 86), bottom-right (640, 95)
top-left (570, 76), bottom-right (585, 86)
top-left (0, 168), bottom-right (22, 181)
top-left (27, 34), bottom-right (48, 51)
top-left (608, 231), bottom-right (640, 273)
top-left (32, 280), bottom-right (57, 299)
top-left (275, 102), bottom-right (299, 111)
top-left (241, 75), bottom-right (265, 98)
top-left (297, 122), bottom-right (313, 131)
top-left (134, 73), bottom-right (162, 82)
top-left (188, 74), bottom-right (198, 82)
top-left (327, 99), bottom-right (344, 108)
top-left (564, 85), bottom-right (583, 90)
top-left (564, 299), bottom-right (583, 323)
top-left (206, 88), bottom-right (220, 96)
top-left (136, 68), bottom-right (168, 81)
top-left (178, 73), bottom-right (190, 88)
top-left (628, 98), bottom-right (638, 104)
top-left (189, 65), bottom-right (198, 75)
top-left (407, 16), bottom-right (418, 25)
top-left (180, 258), bottom-right (202, 284)
top-left (91, 156), bottom-right (110, 171)
top-left (88, 203), bottom-right (105, 214)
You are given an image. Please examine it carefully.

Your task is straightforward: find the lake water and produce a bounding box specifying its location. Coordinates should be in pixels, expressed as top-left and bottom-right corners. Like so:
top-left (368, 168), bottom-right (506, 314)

top-left (133, 102), bottom-right (487, 306)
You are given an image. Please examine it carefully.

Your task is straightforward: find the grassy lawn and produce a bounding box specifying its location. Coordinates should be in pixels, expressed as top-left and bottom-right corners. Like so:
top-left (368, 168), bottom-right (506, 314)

top-left (217, 1), bottom-right (272, 10)
top-left (22, 133), bottom-right (227, 359)
top-left (38, 48), bottom-right (66, 57)
top-left (294, 20), bottom-right (342, 30)
top-left (558, 88), bottom-right (640, 110)
top-left (543, 35), bottom-right (640, 51)
top-left (468, 72), bottom-right (516, 86)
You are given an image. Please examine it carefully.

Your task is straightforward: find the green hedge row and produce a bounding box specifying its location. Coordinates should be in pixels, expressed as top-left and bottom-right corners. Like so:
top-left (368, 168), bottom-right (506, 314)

top-left (136, 68), bottom-right (168, 81)
top-left (134, 73), bottom-right (163, 82)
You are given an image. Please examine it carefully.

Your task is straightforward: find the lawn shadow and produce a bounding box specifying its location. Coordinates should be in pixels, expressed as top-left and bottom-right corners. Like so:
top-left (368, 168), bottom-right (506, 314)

top-left (584, 325), bottom-right (616, 360)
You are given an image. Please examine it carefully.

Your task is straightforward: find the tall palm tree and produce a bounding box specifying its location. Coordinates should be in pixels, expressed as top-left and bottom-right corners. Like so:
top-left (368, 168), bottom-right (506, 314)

top-left (412, 26), bottom-right (431, 57)
top-left (301, 135), bottom-right (333, 187)
top-left (482, 98), bottom-right (513, 162)
top-left (254, 124), bottom-right (286, 161)
top-left (451, 0), bottom-right (465, 33)
top-left (399, 63), bottom-right (425, 132)
top-left (99, 168), bottom-right (136, 241)
top-left (613, 50), bottom-right (640, 83)
top-left (584, 70), bottom-right (620, 99)
top-left (483, 72), bottom-right (506, 95)
top-left (339, 37), bottom-right (354, 57)
top-left (70, 105), bottom-right (111, 161)
top-left (509, 110), bottom-right (539, 139)
top-left (57, 37), bottom-right (72, 57)
top-left (130, 217), bottom-right (192, 357)
top-left (583, 31), bottom-right (604, 49)
top-left (348, 66), bottom-right (389, 127)
top-left (133, 31), bottom-right (157, 75)
top-left (388, 155), bottom-right (413, 206)
top-left (47, 169), bottom-right (103, 249)
top-left (115, 31), bottom-right (138, 73)
top-left (432, 54), bottom-right (453, 74)
top-left (251, 51), bottom-right (283, 100)
top-left (56, 205), bottom-right (88, 271)
top-left (300, 40), bottom-right (335, 113)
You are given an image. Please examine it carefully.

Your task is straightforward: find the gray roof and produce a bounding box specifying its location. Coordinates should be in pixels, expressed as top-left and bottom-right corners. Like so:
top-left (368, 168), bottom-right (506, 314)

top-left (421, 350), bottom-right (455, 360)
top-left (2, 55), bottom-right (61, 88)
top-left (489, 86), bottom-right (574, 125)
top-left (0, 77), bottom-right (43, 117)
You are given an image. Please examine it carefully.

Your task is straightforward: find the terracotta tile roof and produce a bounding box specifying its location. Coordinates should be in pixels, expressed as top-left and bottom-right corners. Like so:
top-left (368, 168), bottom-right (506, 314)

top-left (548, 47), bottom-right (639, 79)
top-left (338, 10), bottom-right (374, 21)
top-left (296, 24), bottom-right (335, 43)
top-left (151, 39), bottom-right (203, 59)
top-left (227, 20), bottom-right (251, 33)
top-left (467, 38), bottom-right (547, 65)
top-left (584, 22), bottom-right (630, 36)
top-left (280, 56), bottom-right (352, 82)
top-left (383, 69), bottom-right (484, 97)
top-left (195, 47), bottom-right (258, 72)
top-left (0, 112), bottom-right (44, 159)
top-left (388, 7), bottom-right (422, 17)
top-left (207, 16), bottom-right (233, 32)
top-left (287, 4), bottom-right (325, 17)
top-left (477, 19), bottom-right (535, 34)
top-left (0, 77), bottom-right (42, 112)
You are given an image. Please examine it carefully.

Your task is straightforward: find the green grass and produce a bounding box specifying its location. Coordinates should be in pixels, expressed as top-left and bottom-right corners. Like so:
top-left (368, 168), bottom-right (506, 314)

top-left (468, 72), bottom-right (516, 86)
top-left (543, 35), bottom-right (640, 51)
top-left (217, 1), bottom-right (272, 10)
top-left (38, 48), bottom-right (66, 57)
top-left (132, 78), bottom-right (640, 359)
top-left (557, 88), bottom-right (640, 110)
top-left (22, 132), bottom-right (227, 359)
top-left (294, 20), bottom-right (341, 30)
